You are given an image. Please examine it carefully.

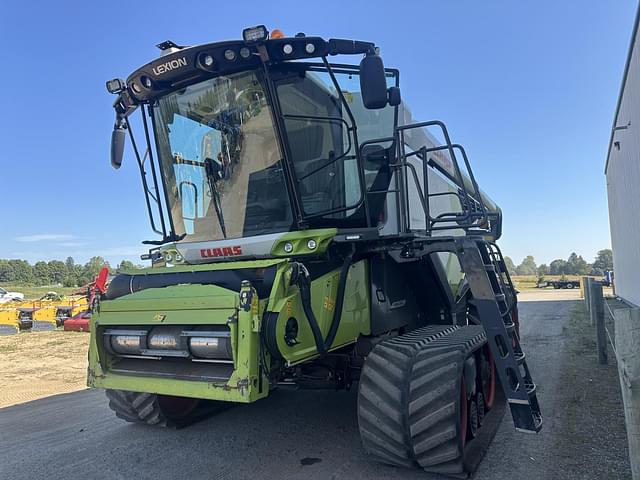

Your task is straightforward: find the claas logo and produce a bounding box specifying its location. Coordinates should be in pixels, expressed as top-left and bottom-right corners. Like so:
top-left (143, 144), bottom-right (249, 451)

top-left (200, 246), bottom-right (243, 258)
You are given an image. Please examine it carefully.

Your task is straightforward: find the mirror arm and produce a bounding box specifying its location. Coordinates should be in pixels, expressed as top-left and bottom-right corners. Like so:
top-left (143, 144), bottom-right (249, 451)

top-left (110, 91), bottom-right (139, 169)
top-left (114, 113), bottom-right (126, 131)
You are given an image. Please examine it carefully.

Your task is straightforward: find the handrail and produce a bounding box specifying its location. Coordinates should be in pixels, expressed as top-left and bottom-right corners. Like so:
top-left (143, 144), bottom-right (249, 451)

top-left (393, 119), bottom-right (490, 236)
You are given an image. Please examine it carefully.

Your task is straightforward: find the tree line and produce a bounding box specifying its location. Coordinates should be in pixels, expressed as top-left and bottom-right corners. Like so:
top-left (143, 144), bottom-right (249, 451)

top-left (0, 257), bottom-right (138, 287)
top-left (503, 249), bottom-right (613, 277)
top-left (0, 249), bottom-right (613, 286)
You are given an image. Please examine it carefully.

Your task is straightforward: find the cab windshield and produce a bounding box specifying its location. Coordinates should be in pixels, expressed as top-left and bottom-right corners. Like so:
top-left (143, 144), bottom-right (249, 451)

top-left (151, 66), bottom-right (398, 243)
top-left (152, 71), bottom-right (293, 241)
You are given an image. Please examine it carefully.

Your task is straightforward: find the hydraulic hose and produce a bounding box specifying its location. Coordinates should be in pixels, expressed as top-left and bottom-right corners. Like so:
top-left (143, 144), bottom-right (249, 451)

top-left (297, 269), bottom-right (327, 355)
top-left (295, 249), bottom-right (355, 357)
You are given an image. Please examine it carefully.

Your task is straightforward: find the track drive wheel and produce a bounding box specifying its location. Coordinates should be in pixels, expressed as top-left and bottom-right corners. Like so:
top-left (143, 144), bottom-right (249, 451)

top-left (105, 389), bottom-right (228, 428)
top-left (357, 325), bottom-right (506, 477)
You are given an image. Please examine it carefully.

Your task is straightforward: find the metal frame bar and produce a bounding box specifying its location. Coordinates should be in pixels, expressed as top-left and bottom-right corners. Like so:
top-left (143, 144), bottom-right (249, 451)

top-left (142, 105), bottom-right (173, 237)
top-left (393, 119), bottom-right (490, 236)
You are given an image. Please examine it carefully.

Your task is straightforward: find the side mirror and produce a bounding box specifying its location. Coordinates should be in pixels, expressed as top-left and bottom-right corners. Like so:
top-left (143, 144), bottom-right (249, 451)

top-left (111, 127), bottom-right (126, 169)
top-left (361, 144), bottom-right (389, 170)
top-left (359, 54), bottom-right (388, 109)
top-left (387, 86), bottom-right (401, 107)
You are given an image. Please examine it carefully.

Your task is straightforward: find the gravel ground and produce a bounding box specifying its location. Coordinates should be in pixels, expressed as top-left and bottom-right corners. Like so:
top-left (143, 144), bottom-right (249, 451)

top-left (476, 291), bottom-right (630, 479)
top-left (0, 292), bottom-right (630, 480)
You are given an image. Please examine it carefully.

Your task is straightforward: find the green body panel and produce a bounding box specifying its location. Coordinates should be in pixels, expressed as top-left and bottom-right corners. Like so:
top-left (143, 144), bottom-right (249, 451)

top-left (267, 260), bottom-right (370, 365)
top-left (87, 248), bottom-right (371, 403)
top-left (89, 280), bottom-right (269, 402)
top-left (99, 284), bottom-right (237, 319)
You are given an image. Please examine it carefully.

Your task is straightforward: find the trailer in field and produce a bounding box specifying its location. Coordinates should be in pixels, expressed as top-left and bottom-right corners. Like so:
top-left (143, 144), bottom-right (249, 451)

top-left (538, 279), bottom-right (580, 289)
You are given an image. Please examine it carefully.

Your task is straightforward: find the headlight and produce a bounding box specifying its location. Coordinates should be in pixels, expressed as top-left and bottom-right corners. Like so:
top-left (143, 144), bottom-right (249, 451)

top-left (106, 330), bottom-right (147, 355)
top-left (148, 326), bottom-right (187, 350)
top-left (242, 25), bottom-right (268, 42)
top-left (203, 54), bottom-right (214, 66)
top-left (189, 335), bottom-right (233, 359)
top-left (161, 249), bottom-right (183, 264)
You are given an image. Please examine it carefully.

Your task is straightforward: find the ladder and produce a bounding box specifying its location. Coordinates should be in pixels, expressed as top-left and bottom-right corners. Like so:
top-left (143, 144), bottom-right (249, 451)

top-left (456, 236), bottom-right (543, 433)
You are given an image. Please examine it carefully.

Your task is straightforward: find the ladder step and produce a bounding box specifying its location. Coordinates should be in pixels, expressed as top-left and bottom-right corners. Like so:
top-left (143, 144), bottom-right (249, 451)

top-left (484, 264), bottom-right (496, 272)
top-left (524, 380), bottom-right (537, 396)
top-left (514, 410), bottom-right (543, 434)
top-left (533, 411), bottom-right (543, 430)
top-left (514, 350), bottom-right (525, 365)
top-left (495, 293), bottom-right (506, 302)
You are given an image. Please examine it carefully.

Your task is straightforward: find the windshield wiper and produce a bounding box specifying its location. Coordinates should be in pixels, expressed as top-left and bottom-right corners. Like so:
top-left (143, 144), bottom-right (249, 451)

top-left (204, 157), bottom-right (227, 239)
top-left (172, 154), bottom-right (228, 239)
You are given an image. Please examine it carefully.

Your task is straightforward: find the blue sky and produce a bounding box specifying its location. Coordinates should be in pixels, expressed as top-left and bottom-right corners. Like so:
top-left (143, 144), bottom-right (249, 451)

top-left (0, 0), bottom-right (636, 267)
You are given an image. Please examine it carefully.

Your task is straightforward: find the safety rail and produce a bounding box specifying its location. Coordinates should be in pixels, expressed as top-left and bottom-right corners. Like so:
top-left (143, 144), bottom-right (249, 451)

top-left (393, 120), bottom-right (490, 236)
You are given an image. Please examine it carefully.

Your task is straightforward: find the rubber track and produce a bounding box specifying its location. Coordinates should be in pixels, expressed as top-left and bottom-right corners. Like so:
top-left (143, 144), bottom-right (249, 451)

top-left (358, 325), bottom-right (488, 476)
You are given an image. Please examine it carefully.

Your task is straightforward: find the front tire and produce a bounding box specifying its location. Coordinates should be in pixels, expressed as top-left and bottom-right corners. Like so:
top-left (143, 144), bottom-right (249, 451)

top-left (105, 389), bottom-right (227, 427)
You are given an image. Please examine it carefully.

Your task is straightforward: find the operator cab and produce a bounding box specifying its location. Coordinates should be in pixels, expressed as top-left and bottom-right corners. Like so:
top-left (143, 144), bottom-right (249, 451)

top-left (107, 26), bottom-right (498, 265)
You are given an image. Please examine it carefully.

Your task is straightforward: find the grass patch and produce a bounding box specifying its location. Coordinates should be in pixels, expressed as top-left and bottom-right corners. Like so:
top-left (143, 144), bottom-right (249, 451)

top-left (0, 343), bottom-right (18, 354)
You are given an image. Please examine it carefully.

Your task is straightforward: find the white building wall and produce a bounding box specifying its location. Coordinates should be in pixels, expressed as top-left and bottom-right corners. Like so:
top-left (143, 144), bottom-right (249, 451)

top-left (606, 17), bottom-right (640, 307)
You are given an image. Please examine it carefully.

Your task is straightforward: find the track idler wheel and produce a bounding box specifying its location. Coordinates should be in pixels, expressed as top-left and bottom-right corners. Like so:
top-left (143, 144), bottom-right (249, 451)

top-left (468, 397), bottom-right (479, 439)
top-left (481, 345), bottom-right (497, 410)
top-left (105, 390), bottom-right (229, 428)
top-left (476, 392), bottom-right (486, 427)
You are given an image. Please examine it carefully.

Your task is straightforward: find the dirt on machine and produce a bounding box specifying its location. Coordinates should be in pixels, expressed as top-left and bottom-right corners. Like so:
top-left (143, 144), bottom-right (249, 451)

top-left (90, 25), bottom-right (542, 477)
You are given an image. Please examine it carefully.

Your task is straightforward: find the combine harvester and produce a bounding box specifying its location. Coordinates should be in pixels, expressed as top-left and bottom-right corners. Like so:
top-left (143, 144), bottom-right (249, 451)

top-left (90, 26), bottom-right (541, 476)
